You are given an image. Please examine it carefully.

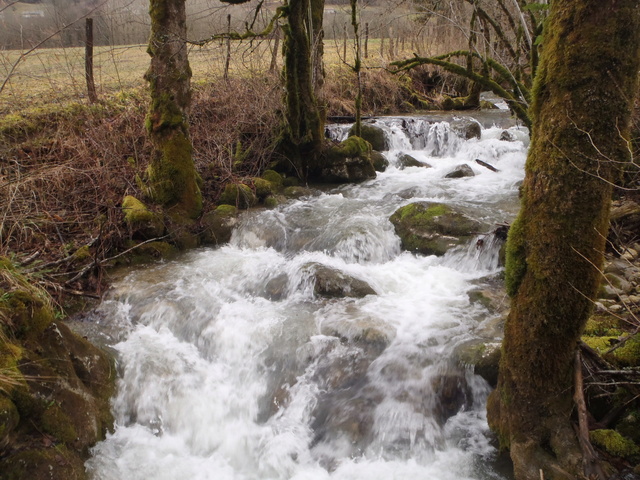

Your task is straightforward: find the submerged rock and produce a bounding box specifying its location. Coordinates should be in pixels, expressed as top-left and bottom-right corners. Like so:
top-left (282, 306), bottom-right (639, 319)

top-left (389, 202), bottom-right (482, 256)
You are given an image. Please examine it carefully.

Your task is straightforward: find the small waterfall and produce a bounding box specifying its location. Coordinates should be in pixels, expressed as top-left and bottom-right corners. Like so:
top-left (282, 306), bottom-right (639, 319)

top-left (86, 112), bottom-right (527, 480)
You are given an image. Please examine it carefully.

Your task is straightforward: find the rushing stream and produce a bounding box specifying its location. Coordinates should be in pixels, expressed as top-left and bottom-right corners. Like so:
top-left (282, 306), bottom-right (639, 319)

top-left (83, 112), bottom-right (529, 480)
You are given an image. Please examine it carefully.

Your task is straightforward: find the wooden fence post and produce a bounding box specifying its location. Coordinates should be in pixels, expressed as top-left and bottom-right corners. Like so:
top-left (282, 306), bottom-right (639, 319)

top-left (85, 18), bottom-right (98, 103)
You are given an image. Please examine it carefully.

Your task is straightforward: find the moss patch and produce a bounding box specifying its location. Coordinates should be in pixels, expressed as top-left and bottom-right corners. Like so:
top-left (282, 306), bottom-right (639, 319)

top-left (219, 183), bottom-right (257, 209)
top-left (590, 429), bottom-right (639, 458)
top-left (389, 202), bottom-right (482, 256)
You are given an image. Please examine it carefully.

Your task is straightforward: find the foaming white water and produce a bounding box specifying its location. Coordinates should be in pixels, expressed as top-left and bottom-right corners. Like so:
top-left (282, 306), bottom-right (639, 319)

top-left (87, 112), bottom-right (526, 480)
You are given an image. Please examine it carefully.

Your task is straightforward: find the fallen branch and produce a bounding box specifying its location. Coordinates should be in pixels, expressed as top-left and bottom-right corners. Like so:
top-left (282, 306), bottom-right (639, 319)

top-left (475, 159), bottom-right (499, 172)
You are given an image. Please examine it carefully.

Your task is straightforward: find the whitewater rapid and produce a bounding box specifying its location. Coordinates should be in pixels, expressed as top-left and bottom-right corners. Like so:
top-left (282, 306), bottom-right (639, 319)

top-left (84, 114), bottom-right (528, 480)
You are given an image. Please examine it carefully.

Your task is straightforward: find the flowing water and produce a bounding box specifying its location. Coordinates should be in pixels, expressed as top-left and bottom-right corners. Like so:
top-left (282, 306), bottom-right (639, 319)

top-left (83, 113), bottom-right (529, 480)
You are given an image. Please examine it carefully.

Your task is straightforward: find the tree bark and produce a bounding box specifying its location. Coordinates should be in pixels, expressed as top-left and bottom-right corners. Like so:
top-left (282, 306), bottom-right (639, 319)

top-left (144, 0), bottom-right (202, 219)
top-left (280, 0), bottom-right (326, 177)
top-left (487, 1), bottom-right (640, 479)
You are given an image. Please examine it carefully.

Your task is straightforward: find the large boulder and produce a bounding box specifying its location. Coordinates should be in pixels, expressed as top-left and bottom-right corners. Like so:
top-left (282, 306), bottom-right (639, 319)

top-left (348, 124), bottom-right (389, 152)
top-left (0, 264), bottom-right (115, 480)
top-left (389, 202), bottom-right (482, 256)
top-left (321, 136), bottom-right (376, 183)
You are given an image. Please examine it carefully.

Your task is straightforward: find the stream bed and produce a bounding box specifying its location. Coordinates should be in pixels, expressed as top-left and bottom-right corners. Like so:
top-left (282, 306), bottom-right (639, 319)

top-left (82, 112), bottom-right (528, 480)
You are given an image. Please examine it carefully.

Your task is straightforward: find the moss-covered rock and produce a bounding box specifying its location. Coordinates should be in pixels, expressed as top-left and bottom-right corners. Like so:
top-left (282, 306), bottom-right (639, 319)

top-left (282, 176), bottom-right (299, 187)
top-left (219, 183), bottom-right (257, 209)
top-left (0, 394), bottom-right (19, 448)
top-left (348, 124), bottom-right (388, 152)
top-left (261, 169), bottom-right (284, 188)
top-left (200, 205), bottom-right (238, 245)
top-left (320, 136), bottom-right (376, 183)
top-left (581, 333), bottom-right (640, 367)
top-left (122, 195), bottom-right (165, 239)
top-left (389, 202), bottom-right (483, 256)
top-left (2, 445), bottom-right (86, 480)
top-left (253, 178), bottom-right (277, 199)
top-left (590, 429), bottom-right (639, 459)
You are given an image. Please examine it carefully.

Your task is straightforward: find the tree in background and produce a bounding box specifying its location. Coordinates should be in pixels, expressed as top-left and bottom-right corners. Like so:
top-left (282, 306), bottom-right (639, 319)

top-left (487, 1), bottom-right (640, 478)
top-left (278, 0), bottom-right (326, 177)
top-left (144, 0), bottom-right (202, 219)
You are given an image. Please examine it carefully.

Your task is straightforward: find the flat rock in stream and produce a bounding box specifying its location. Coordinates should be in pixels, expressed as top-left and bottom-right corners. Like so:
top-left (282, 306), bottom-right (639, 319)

top-left (398, 153), bottom-right (432, 170)
top-left (390, 202), bottom-right (482, 256)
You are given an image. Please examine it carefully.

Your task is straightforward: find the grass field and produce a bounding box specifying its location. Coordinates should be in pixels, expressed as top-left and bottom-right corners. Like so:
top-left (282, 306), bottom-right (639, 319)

top-left (0, 30), bottom-right (448, 115)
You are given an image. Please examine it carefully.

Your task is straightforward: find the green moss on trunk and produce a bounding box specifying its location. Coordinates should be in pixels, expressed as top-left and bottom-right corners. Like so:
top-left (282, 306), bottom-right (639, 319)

top-left (487, 1), bottom-right (640, 479)
top-left (144, 0), bottom-right (202, 219)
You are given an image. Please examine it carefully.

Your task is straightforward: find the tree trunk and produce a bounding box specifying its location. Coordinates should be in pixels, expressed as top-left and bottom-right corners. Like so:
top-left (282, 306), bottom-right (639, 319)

top-left (144, 0), bottom-right (202, 219)
top-left (487, 1), bottom-right (640, 479)
top-left (280, 0), bottom-right (326, 177)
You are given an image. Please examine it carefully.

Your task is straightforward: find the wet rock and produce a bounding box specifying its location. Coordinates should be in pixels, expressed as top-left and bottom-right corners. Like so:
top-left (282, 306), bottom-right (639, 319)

top-left (370, 150), bottom-right (389, 172)
top-left (451, 118), bottom-right (482, 140)
top-left (445, 164), bottom-right (475, 178)
top-left (349, 124), bottom-right (389, 152)
top-left (200, 205), bottom-right (238, 245)
top-left (431, 370), bottom-right (473, 424)
top-left (500, 130), bottom-right (516, 142)
top-left (389, 202), bottom-right (483, 256)
top-left (456, 342), bottom-right (501, 388)
top-left (398, 153), bottom-right (432, 170)
top-left (320, 313), bottom-right (396, 355)
top-left (321, 136), bottom-right (376, 183)
top-left (304, 263), bottom-right (376, 298)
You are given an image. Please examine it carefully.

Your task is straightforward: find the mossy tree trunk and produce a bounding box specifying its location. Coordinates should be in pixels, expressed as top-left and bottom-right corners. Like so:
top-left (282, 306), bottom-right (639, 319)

top-left (487, 1), bottom-right (640, 479)
top-left (280, 0), bottom-right (326, 177)
top-left (144, 0), bottom-right (202, 219)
